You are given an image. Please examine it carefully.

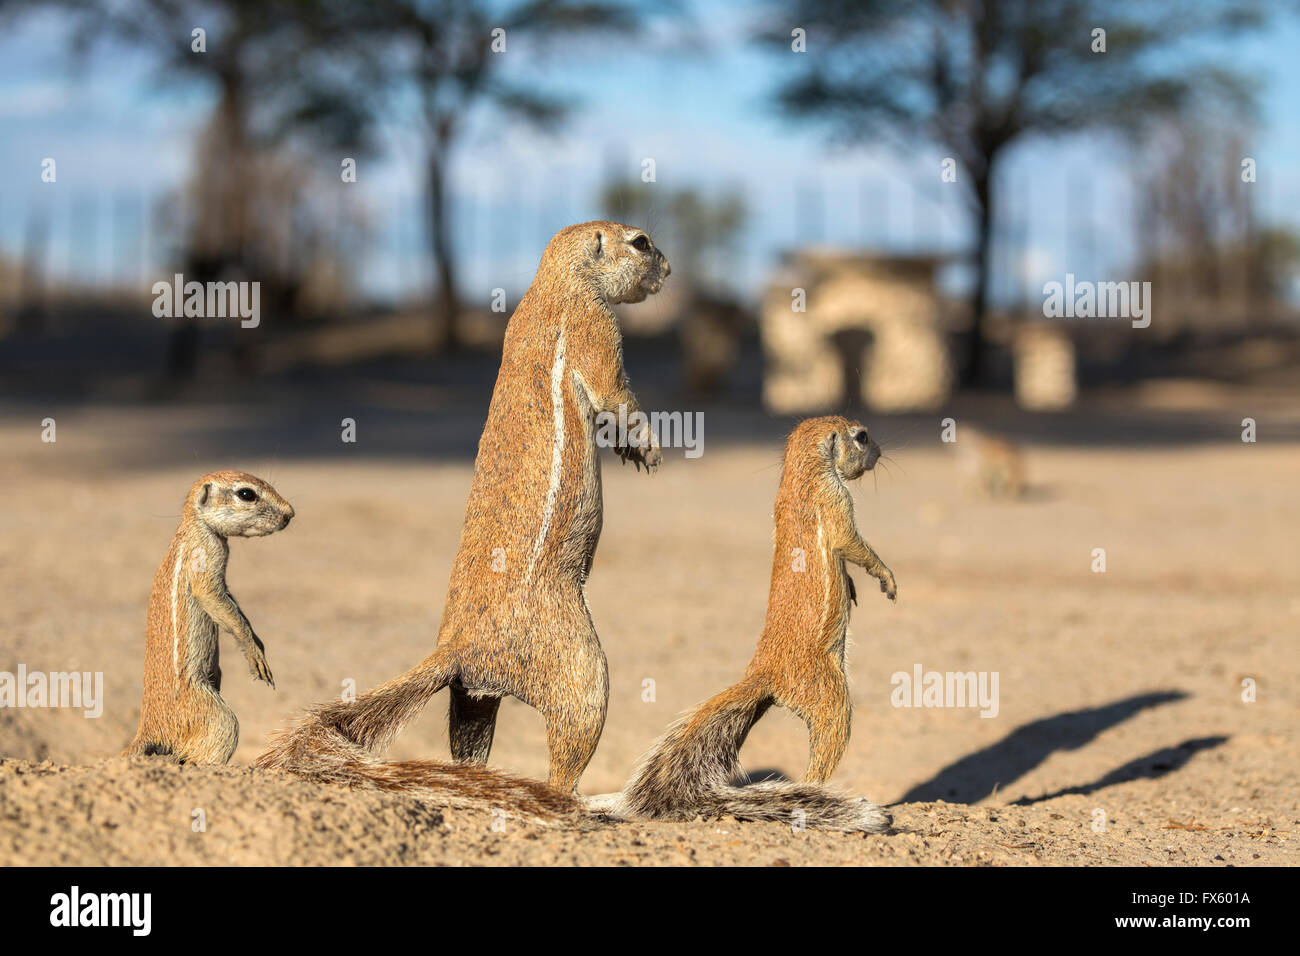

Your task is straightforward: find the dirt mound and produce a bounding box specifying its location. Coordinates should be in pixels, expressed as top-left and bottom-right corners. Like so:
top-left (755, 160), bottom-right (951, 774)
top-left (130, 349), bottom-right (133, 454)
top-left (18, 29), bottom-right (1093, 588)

top-left (1, 758), bottom-right (1292, 866)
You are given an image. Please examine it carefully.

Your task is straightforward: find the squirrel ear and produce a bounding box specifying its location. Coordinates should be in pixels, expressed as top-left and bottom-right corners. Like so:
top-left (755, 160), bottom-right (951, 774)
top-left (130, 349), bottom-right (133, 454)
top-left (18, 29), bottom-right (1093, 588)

top-left (592, 230), bottom-right (603, 259)
top-left (196, 483), bottom-right (211, 507)
top-left (823, 431), bottom-right (839, 460)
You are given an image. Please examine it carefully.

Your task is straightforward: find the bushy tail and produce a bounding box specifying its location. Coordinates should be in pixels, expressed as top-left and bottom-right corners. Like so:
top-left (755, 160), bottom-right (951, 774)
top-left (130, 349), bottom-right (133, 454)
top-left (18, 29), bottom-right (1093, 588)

top-left (619, 674), bottom-right (891, 833)
top-left (621, 674), bottom-right (770, 812)
top-left (255, 651), bottom-right (582, 826)
top-left (687, 781), bottom-right (892, 833)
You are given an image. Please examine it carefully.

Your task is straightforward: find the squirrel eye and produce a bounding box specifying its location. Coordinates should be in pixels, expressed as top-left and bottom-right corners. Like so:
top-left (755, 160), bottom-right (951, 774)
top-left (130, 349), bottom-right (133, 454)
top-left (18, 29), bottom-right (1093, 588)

top-left (631, 235), bottom-right (650, 252)
top-left (236, 488), bottom-right (258, 502)
top-left (854, 431), bottom-right (868, 445)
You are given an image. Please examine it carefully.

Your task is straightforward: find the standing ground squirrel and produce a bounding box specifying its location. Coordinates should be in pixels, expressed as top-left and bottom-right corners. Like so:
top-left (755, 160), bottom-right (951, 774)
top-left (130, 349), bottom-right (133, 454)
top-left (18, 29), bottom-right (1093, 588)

top-left (608, 416), bottom-right (894, 831)
top-left (256, 221), bottom-right (669, 817)
top-left (120, 471), bottom-right (293, 765)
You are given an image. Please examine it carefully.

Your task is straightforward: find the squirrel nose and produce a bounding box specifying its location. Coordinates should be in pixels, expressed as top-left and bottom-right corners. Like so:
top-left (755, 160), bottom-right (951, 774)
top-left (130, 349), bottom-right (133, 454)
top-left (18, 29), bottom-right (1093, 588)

top-left (660, 253), bottom-right (671, 277)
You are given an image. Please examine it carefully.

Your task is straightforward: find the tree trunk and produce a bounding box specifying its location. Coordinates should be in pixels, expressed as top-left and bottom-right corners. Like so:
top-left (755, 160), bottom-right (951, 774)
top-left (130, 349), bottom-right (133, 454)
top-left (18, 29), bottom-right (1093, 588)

top-left (427, 145), bottom-right (459, 351)
top-left (962, 171), bottom-right (994, 388)
top-left (170, 77), bottom-right (251, 383)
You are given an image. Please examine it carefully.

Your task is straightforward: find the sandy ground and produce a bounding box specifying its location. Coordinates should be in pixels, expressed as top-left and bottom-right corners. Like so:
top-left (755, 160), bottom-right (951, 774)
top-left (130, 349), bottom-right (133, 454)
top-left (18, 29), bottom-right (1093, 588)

top-left (0, 381), bottom-right (1297, 866)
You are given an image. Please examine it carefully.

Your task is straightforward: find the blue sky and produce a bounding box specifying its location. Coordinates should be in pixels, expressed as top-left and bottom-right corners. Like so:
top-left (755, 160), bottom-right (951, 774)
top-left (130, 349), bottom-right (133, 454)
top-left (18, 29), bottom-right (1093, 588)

top-left (2, 1), bottom-right (1298, 306)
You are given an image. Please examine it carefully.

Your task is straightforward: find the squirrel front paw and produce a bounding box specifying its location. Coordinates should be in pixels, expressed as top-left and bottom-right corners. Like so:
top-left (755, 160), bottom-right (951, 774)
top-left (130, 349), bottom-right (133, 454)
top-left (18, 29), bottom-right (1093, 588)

top-left (619, 423), bottom-right (661, 473)
top-left (245, 641), bottom-right (275, 687)
top-left (879, 570), bottom-right (897, 602)
top-left (641, 439), bottom-right (662, 472)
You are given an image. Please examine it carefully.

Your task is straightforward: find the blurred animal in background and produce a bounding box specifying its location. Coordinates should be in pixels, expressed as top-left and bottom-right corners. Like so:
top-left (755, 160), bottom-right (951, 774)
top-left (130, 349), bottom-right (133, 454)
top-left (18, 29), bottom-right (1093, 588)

top-left (954, 426), bottom-right (1026, 501)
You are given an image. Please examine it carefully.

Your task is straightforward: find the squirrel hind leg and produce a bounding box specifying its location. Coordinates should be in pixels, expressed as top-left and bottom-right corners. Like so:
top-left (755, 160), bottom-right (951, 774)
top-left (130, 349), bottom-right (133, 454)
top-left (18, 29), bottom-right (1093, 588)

top-left (448, 685), bottom-right (501, 764)
top-left (120, 739), bottom-right (176, 759)
top-left (542, 699), bottom-right (607, 794)
top-left (801, 707), bottom-right (852, 784)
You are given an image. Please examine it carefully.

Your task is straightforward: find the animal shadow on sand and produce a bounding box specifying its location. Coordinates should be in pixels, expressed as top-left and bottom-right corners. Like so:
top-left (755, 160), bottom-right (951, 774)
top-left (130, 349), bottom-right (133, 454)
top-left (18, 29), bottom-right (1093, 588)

top-left (897, 690), bottom-right (1191, 805)
top-left (1010, 736), bottom-right (1228, 805)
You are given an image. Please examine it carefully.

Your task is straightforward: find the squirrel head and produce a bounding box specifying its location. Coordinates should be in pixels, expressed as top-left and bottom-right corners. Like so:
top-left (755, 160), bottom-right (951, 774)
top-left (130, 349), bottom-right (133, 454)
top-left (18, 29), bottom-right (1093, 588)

top-left (542, 220), bottom-right (671, 305)
top-left (185, 471), bottom-right (295, 538)
top-left (792, 416), bottom-right (880, 482)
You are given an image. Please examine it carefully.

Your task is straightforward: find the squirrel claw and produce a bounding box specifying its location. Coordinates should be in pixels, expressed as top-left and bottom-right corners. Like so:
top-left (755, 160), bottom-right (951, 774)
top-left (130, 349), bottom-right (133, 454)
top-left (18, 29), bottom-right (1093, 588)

top-left (248, 654), bottom-right (274, 686)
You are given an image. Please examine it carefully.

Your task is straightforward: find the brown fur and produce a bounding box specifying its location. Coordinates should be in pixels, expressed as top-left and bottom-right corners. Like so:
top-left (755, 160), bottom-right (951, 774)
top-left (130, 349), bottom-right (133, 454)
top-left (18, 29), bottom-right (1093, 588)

top-left (255, 705), bottom-right (585, 825)
top-left (121, 471), bottom-right (293, 765)
top-left (257, 221), bottom-right (669, 814)
top-left (611, 416), bottom-right (894, 831)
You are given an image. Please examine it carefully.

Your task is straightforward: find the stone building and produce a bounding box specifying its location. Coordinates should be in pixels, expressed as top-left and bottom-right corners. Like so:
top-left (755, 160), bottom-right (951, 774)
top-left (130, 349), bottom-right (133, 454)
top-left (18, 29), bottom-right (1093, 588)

top-left (760, 249), bottom-right (955, 414)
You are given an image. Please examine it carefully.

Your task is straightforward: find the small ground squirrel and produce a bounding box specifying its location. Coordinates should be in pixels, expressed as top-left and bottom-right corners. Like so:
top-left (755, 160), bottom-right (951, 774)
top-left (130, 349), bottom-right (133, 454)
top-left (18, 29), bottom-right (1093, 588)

top-left (609, 416), bottom-right (894, 831)
top-left (120, 471), bottom-right (293, 765)
top-left (257, 221), bottom-right (669, 815)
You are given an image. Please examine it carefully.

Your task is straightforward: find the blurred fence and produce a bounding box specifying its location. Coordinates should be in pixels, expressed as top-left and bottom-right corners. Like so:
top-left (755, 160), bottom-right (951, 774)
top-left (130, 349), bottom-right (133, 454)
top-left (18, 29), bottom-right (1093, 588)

top-left (2, 159), bottom-right (1295, 326)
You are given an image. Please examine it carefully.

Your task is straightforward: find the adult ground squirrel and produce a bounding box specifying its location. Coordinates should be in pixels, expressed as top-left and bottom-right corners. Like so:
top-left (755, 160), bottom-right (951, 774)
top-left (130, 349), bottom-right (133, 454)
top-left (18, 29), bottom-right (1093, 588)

top-left (120, 471), bottom-right (293, 765)
top-left (610, 416), bottom-right (894, 831)
top-left (257, 221), bottom-right (669, 811)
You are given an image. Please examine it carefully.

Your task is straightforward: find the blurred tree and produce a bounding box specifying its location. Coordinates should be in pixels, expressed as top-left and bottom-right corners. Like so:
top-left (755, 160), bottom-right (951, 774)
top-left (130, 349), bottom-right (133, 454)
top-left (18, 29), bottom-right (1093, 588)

top-left (1, 0), bottom-right (663, 359)
top-left (18, 0), bottom-right (372, 256)
top-left (2, 0), bottom-right (377, 377)
top-left (763, 0), bottom-right (1267, 386)
top-left (1135, 114), bottom-right (1300, 331)
top-left (341, 1), bottom-right (644, 349)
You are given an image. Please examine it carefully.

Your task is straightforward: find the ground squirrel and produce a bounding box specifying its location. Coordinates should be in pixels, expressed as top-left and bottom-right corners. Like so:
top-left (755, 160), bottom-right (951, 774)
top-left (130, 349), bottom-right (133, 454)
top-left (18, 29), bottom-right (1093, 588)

top-left (608, 416), bottom-right (894, 831)
top-left (120, 471), bottom-right (293, 765)
top-left (256, 221), bottom-right (669, 815)
top-left (956, 425), bottom-right (1026, 500)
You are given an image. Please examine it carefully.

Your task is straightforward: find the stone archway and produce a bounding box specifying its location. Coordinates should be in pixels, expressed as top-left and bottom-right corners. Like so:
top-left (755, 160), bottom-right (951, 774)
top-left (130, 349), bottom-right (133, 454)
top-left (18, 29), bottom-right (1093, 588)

top-left (761, 251), bottom-right (954, 414)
